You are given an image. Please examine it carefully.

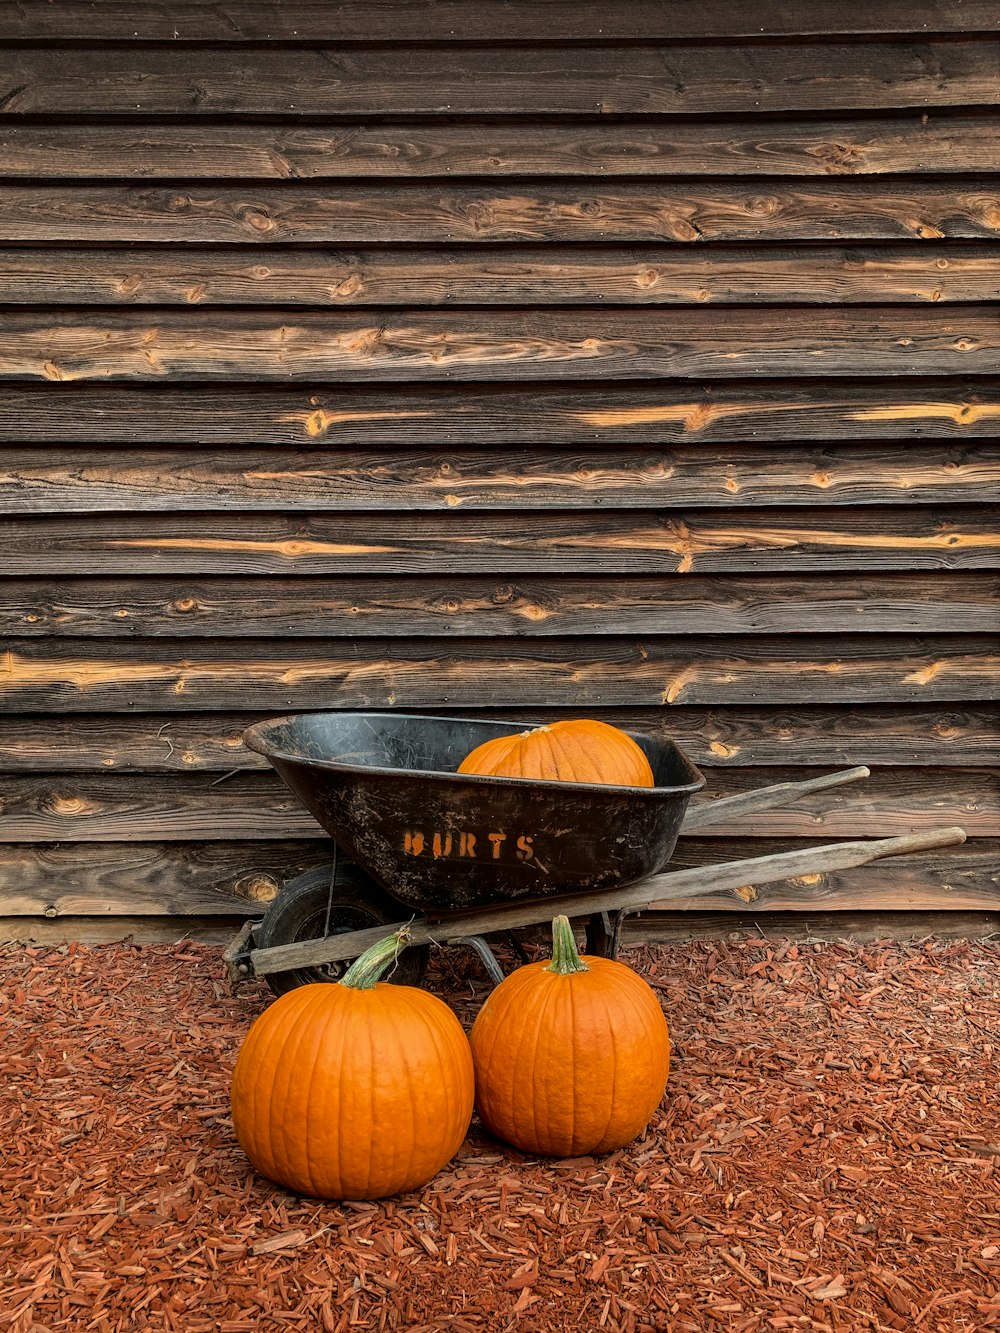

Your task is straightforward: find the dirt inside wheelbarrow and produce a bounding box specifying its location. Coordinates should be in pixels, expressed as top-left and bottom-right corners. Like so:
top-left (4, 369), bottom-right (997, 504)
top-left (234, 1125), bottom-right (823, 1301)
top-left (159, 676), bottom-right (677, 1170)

top-left (2, 935), bottom-right (998, 1333)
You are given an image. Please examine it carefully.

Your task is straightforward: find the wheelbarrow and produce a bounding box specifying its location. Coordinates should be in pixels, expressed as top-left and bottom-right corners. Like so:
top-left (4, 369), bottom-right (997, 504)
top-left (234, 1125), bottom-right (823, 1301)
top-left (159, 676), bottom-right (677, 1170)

top-left (223, 711), bottom-right (967, 993)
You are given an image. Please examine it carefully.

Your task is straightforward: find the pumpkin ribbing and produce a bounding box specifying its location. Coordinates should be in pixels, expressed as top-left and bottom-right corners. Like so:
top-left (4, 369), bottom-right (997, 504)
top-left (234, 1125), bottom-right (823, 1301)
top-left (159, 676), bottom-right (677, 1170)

top-left (458, 718), bottom-right (655, 788)
top-left (231, 929), bottom-right (474, 1200)
top-left (469, 916), bottom-right (670, 1157)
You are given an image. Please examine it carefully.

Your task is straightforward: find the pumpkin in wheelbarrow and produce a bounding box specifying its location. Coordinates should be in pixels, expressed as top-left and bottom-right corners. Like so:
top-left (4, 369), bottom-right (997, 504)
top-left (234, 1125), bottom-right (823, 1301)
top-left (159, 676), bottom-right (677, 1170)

top-left (470, 915), bottom-right (670, 1157)
top-left (230, 929), bottom-right (474, 1199)
top-left (458, 718), bottom-right (655, 787)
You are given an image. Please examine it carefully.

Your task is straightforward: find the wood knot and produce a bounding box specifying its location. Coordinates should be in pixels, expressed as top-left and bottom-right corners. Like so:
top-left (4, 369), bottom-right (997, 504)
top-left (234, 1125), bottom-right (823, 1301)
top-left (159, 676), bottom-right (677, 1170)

top-left (332, 274), bottom-right (363, 299)
top-left (748, 195), bottom-right (779, 216)
top-left (47, 795), bottom-right (92, 816)
top-left (233, 874), bottom-right (280, 903)
top-left (246, 211), bottom-right (276, 233)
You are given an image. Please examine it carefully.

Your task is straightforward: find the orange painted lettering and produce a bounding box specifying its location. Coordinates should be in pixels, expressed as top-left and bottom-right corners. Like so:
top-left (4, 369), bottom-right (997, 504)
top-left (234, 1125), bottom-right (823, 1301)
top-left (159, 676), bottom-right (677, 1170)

top-left (432, 831), bottom-right (453, 859)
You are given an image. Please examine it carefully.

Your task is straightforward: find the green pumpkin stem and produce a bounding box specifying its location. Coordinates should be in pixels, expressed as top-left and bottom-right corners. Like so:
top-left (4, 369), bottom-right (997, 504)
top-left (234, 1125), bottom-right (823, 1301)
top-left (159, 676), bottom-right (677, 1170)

top-left (341, 927), bottom-right (412, 989)
top-left (546, 915), bottom-right (590, 975)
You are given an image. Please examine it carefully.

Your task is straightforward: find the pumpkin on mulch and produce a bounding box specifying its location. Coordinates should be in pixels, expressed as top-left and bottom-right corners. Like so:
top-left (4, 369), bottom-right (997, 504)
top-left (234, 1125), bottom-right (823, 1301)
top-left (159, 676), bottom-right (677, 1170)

top-left (2, 934), bottom-right (998, 1332)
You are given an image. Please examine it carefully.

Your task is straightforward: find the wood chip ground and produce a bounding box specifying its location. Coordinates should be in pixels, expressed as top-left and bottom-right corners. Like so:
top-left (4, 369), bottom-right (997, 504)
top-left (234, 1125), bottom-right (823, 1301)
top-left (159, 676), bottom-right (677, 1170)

top-left (2, 935), bottom-right (998, 1332)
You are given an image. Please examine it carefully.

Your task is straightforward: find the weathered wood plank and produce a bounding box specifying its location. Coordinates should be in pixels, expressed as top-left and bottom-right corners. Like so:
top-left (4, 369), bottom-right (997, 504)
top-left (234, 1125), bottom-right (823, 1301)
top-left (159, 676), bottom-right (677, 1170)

top-left (4, 118), bottom-right (998, 180)
top-left (0, 841), bottom-right (327, 915)
top-left (688, 769), bottom-right (999, 839)
top-left (3, 2), bottom-right (996, 41)
top-left (1, 768), bottom-right (993, 842)
top-left (5, 444), bottom-right (997, 513)
top-left (4, 308), bottom-right (998, 384)
top-left (4, 636), bottom-right (996, 712)
top-left (657, 837), bottom-right (999, 913)
top-left (14, 909), bottom-right (998, 946)
top-left (635, 910), bottom-right (1000, 944)
top-left (1, 706), bottom-right (995, 773)
top-left (4, 508), bottom-right (995, 575)
top-left (1, 44), bottom-right (996, 116)
top-left (0, 915), bottom-right (257, 944)
top-left (2, 183), bottom-right (997, 244)
top-left (2, 383), bottom-right (996, 445)
top-left (4, 573), bottom-right (995, 638)
top-left (1, 839), bottom-right (995, 918)
top-left (0, 773), bottom-right (316, 843)
top-left (2, 245), bottom-right (996, 307)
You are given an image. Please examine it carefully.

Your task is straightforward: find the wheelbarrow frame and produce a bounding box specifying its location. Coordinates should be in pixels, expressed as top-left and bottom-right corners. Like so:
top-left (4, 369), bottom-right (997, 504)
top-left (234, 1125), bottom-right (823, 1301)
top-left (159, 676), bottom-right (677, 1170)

top-left (224, 759), bottom-right (967, 988)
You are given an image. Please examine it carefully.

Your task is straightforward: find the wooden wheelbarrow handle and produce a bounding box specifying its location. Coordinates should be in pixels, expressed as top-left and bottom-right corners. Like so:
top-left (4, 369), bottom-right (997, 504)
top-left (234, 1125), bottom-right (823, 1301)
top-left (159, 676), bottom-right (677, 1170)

top-left (248, 824), bottom-right (968, 976)
top-left (682, 765), bottom-right (871, 831)
top-left (642, 825), bottom-right (968, 907)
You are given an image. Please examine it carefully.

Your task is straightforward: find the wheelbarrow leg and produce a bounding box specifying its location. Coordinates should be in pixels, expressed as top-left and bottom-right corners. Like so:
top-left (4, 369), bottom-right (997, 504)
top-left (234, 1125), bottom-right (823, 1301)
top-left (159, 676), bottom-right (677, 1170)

top-left (450, 934), bottom-right (507, 987)
top-left (223, 917), bottom-right (259, 989)
top-left (585, 910), bottom-right (629, 960)
top-left (506, 931), bottom-right (532, 965)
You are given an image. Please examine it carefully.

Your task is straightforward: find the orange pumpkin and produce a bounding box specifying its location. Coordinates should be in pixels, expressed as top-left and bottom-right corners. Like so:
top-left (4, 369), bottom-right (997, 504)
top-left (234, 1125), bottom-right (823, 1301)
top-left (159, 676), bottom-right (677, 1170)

top-left (470, 916), bottom-right (670, 1157)
top-left (458, 718), bottom-right (654, 787)
top-left (230, 929), bottom-right (474, 1199)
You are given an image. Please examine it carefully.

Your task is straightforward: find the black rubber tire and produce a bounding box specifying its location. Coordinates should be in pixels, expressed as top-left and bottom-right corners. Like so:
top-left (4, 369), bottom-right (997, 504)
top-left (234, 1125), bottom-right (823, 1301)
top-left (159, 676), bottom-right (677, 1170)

top-left (256, 863), bottom-right (430, 997)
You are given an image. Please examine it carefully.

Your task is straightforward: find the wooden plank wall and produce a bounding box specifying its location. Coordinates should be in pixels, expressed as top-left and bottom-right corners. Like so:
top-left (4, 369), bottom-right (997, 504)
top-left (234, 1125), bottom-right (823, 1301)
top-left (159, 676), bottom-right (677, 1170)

top-left (1, 0), bottom-right (997, 941)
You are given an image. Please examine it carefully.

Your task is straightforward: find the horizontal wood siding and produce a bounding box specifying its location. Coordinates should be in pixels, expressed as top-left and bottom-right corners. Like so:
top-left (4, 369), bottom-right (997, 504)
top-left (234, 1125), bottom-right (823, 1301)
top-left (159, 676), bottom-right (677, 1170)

top-left (3, 2), bottom-right (998, 41)
top-left (1, 0), bottom-right (997, 938)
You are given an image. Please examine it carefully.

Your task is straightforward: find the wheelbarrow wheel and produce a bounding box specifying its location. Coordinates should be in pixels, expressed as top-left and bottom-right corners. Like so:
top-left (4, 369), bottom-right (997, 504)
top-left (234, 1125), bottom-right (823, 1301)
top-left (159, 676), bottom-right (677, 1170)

top-left (256, 863), bottom-right (429, 997)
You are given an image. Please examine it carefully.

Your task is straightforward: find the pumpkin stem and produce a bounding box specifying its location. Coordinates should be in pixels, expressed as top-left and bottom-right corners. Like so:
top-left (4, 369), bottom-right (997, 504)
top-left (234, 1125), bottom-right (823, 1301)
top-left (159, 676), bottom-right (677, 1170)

top-left (546, 915), bottom-right (590, 975)
top-left (341, 927), bottom-right (413, 990)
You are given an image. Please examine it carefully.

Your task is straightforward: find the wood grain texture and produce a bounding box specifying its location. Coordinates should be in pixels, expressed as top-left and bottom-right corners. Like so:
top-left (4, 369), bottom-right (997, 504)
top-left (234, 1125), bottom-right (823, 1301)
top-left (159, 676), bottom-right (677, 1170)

top-left (1, 705), bottom-right (995, 773)
top-left (3, 5), bottom-right (996, 932)
top-left (0, 841), bottom-right (328, 916)
top-left (655, 837), bottom-right (1000, 913)
top-left (5, 508), bottom-right (995, 575)
top-left (5, 443), bottom-right (997, 512)
top-left (3, 1), bottom-right (996, 41)
top-left (1, 43), bottom-right (997, 116)
top-left (0, 915), bottom-right (258, 944)
top-left (2, 245), bottom-right (997, 307)
top-left (4, 572), bottom-right (995, 637)
top-left (1, 768), bottom-right (993, 842)
top-left (1, 839), bottom-right (995, 917)
top-left (3, 117), bottom-right (998, 180)
top-left (13, 909), bottom-right (998, 945)
top-left (2, 383), bottom-right (996, 444)
top-left (4, 635), bottom-right (996, 712)
top-left (636, 910), bottom-right (1000, 943)
top-left (4, 308), bottom-right (998, 384)
top-left (3, 183), bottom-right (997, 244)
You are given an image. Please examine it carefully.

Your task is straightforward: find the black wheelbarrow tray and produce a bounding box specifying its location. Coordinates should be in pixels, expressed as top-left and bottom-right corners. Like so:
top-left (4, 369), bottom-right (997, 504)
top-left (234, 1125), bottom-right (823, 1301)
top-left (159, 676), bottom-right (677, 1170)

top-left (224, 711), bottom-right (967, 992)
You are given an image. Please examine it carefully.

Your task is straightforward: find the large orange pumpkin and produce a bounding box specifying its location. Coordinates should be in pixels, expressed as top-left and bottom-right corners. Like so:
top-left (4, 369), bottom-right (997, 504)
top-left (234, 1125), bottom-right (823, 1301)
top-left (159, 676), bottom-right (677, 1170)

top-left (230, 929), bottom-right (474, 1199)
top-left (469, 916), bottom-right (670, 1157)
top-left (458, 718), bottom-right (654, 787)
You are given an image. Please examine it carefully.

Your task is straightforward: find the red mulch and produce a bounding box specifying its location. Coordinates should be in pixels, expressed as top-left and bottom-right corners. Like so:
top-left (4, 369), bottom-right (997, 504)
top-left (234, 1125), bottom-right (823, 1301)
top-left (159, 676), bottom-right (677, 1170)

top-left (2, 934), bottom-right (998, 1333)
